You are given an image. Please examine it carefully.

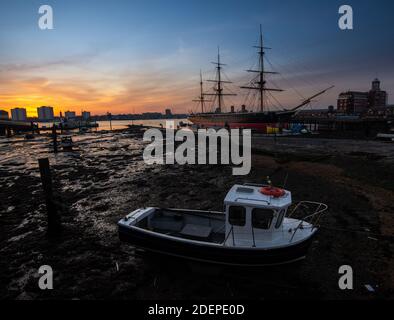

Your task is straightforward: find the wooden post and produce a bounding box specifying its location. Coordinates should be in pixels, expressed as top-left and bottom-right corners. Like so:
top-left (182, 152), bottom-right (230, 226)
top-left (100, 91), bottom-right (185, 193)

top-left (107, 112), bottom-right (113, 131)
top-left (38, 158), bottom-right (61, 236)
top-left (52, 124), bottom-right (58, 153)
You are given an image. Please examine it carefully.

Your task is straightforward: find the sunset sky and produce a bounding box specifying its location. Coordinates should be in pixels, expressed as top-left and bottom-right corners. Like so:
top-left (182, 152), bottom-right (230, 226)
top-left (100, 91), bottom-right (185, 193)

top-left (0, 0), bottom-right (393, 117)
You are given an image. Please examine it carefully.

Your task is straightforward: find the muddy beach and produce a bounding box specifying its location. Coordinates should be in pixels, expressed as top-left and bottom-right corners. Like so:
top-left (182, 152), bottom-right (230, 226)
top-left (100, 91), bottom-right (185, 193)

top-left (0, 130), bottom-right (393, 300)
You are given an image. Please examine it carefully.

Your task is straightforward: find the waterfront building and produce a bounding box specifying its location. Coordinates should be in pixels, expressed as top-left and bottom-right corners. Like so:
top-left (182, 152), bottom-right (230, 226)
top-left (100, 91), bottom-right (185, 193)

top-left (0, 110), bottom-right (9, 120)
top-left (366, 105), bottom-right (394, 118)
top-left (337, 79), bottom-right (388, 114)
top-left (337, 91), bottom-right (369, 114)
top-left (37, 106), bottom-right (54, 121)
top-left (82, 111), bottom-right (91, 120)
top-left (11, 108), bottom-right (27, 121)
top-left (65, 111), bottom-right (76, 119)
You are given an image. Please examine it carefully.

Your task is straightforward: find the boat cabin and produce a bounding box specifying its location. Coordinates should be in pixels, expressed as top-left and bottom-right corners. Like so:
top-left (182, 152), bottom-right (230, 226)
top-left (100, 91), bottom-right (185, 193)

top-left (224, 185), bottom-right (292, 247)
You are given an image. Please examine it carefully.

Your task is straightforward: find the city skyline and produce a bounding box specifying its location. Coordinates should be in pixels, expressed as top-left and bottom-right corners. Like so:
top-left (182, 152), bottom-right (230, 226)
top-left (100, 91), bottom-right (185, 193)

top-left (1, 0), bottom-right (394, 117)
top-left (0, 104), bottom-right (183, 122)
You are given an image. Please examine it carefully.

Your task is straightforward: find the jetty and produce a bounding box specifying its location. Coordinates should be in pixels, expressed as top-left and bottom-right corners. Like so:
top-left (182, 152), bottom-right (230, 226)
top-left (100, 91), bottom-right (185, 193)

top-left (0, 120), bottom-right (35, 136)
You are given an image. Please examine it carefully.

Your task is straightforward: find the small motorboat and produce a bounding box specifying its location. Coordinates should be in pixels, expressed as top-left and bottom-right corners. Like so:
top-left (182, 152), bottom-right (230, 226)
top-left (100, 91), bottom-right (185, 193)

top-left (118, 184), bottom-right (327, 266)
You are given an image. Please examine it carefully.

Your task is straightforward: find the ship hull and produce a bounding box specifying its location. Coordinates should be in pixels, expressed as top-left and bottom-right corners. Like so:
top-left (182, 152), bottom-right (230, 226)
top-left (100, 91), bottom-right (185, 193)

top-left (188, 111), bottom-right (295, 132)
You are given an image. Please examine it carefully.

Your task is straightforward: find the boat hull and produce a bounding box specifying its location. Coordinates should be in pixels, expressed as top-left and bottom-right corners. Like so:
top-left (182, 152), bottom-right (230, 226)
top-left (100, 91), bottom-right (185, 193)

top-left (188, 111), bottom-right (295, 133)
top-left (118, 225), bottom-right (316, 266)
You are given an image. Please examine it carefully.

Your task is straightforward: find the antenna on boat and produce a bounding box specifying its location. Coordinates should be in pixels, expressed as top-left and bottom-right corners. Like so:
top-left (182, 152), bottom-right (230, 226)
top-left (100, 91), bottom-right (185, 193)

top-left (193, 70), bottom-right (211, 113)
top-left (241, 25), bottom-right (283, 112)
top-left (204, 47), bottom-right (237, 113)
top-left (282, 172), bottom-right (289, 189)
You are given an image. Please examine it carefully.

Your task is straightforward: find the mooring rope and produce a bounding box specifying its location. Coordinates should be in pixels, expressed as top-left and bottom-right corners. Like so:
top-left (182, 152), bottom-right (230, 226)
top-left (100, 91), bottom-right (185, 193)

top-left (319, 225), bottom-right (394, 240)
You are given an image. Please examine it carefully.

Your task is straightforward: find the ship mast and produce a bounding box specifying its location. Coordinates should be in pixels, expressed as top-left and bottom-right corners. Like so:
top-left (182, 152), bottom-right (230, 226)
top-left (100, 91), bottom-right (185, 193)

top-left (193, 71), bottom-right (210, 113)
top-left (241, 25), bottom-right (283, 112)
top-left (204, 47), bottom-right (236, 113)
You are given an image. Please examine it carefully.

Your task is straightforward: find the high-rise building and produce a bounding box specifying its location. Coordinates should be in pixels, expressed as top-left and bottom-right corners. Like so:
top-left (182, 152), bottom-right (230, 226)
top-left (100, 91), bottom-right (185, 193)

top-left (0, 110), bottom-right (9, 120)
top-left (37, 106), bottom-right (54, 121)
top-left (165, 108), bottom-right (172, 116)
top-left (65, 111), bottom-right (76, 119)
top-left (11, 108), bottom-right (27, 121)
top-left (82, 111), bottom-right (91, 120)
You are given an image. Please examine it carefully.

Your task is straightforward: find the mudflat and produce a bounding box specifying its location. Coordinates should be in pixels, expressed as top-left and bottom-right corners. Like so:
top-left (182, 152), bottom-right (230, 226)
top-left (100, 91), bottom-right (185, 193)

top-left (0, 131), bottom-right (393, 299)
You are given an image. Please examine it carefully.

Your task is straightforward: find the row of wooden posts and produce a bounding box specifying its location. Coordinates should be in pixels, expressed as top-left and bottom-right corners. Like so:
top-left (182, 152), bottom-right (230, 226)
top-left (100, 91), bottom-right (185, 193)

top-left (38, 125), bottom-right (63, 235)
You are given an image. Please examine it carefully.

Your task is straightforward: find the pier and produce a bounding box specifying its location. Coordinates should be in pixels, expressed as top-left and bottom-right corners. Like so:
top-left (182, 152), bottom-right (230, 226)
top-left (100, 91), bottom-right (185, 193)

top-left (0, 119), bottom-right (99, 136)
top-left (0, 120), bottom-right (35, 136)
top-left (289, 115), bottom-right (393, 138)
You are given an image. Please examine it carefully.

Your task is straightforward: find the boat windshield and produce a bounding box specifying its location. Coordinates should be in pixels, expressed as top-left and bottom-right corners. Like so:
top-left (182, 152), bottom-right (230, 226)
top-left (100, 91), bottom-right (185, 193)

top-left (252, 208), bottom-right (274, 230)
top-left (275, 210), bottom-right (285, 229)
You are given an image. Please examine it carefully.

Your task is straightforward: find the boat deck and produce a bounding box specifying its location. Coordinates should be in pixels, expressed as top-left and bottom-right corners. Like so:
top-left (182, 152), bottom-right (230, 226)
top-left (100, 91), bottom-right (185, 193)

top-left (136, 209), bottom-right (226, 244)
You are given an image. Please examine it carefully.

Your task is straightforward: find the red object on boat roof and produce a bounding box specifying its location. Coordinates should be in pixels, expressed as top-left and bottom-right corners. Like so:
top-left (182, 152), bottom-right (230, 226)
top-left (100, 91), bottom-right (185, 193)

top-left (260, 186), bottom-right (286, 198)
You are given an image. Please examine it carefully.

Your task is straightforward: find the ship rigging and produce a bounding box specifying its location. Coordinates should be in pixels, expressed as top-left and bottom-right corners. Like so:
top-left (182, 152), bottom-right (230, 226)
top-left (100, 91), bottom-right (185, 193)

top-left (240, 24), bottom-right (283, 113)
top-left (203, 47), bottom-right (237, 113)
top-left (189, 26), bottom-right (334, 132)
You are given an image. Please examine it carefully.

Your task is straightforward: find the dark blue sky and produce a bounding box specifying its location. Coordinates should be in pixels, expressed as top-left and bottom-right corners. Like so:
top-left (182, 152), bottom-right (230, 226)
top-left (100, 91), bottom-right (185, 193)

top-left (0, 0), bottom-right (393, 114)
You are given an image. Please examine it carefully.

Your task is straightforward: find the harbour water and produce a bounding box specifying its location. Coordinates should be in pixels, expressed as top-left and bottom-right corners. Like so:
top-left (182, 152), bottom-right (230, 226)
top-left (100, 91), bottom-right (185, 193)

top-left (37, 119), bottom-right (190, 131)
top-left (96, 119), bottom-right (190, 131)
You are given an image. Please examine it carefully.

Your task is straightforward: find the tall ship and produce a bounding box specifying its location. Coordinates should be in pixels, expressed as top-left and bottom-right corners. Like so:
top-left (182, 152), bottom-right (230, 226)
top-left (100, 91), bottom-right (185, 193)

top-left (189, 26), bottom-right (334, 132)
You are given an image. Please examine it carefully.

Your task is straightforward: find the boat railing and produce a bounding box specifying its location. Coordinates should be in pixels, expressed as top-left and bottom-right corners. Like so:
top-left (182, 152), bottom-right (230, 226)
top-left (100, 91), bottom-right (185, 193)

top-left (287, 201), bottom-right (328, 243)
top-left (243, 183), bottom-right (270, 188)
top-left (224, 225), bottom-right (235, 246)
top-left (234, 197), bottom-right (270, 205)
top-left (125, 215), bottom-right (139, 225)
top-left (251, 224), bottom-right (256, 247)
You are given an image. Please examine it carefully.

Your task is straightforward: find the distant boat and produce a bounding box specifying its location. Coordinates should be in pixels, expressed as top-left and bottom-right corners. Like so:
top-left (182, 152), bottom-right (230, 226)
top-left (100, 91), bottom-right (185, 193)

top-left (118, 183), bottom-right (327, 266)
top-left (178, 121), bottom-right (189, 128)
top-left (189, 26), bottom-right (333, 133)
top-left (60, 120), bottom-right (99, 130)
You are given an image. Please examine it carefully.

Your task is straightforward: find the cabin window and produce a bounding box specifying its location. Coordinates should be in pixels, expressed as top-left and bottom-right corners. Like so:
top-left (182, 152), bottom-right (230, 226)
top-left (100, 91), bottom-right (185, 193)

top-left (275, 210), bottom-right (285, 229)
top-left (252, 209), bottom-right (274, 230)
top-left (228, 206), bottom-right (246, 226)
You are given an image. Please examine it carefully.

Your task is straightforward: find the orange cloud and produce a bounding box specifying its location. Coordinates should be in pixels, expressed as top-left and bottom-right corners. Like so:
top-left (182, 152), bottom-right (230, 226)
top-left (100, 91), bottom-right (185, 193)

top-left (0, 56), bottom-right (198, 117)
